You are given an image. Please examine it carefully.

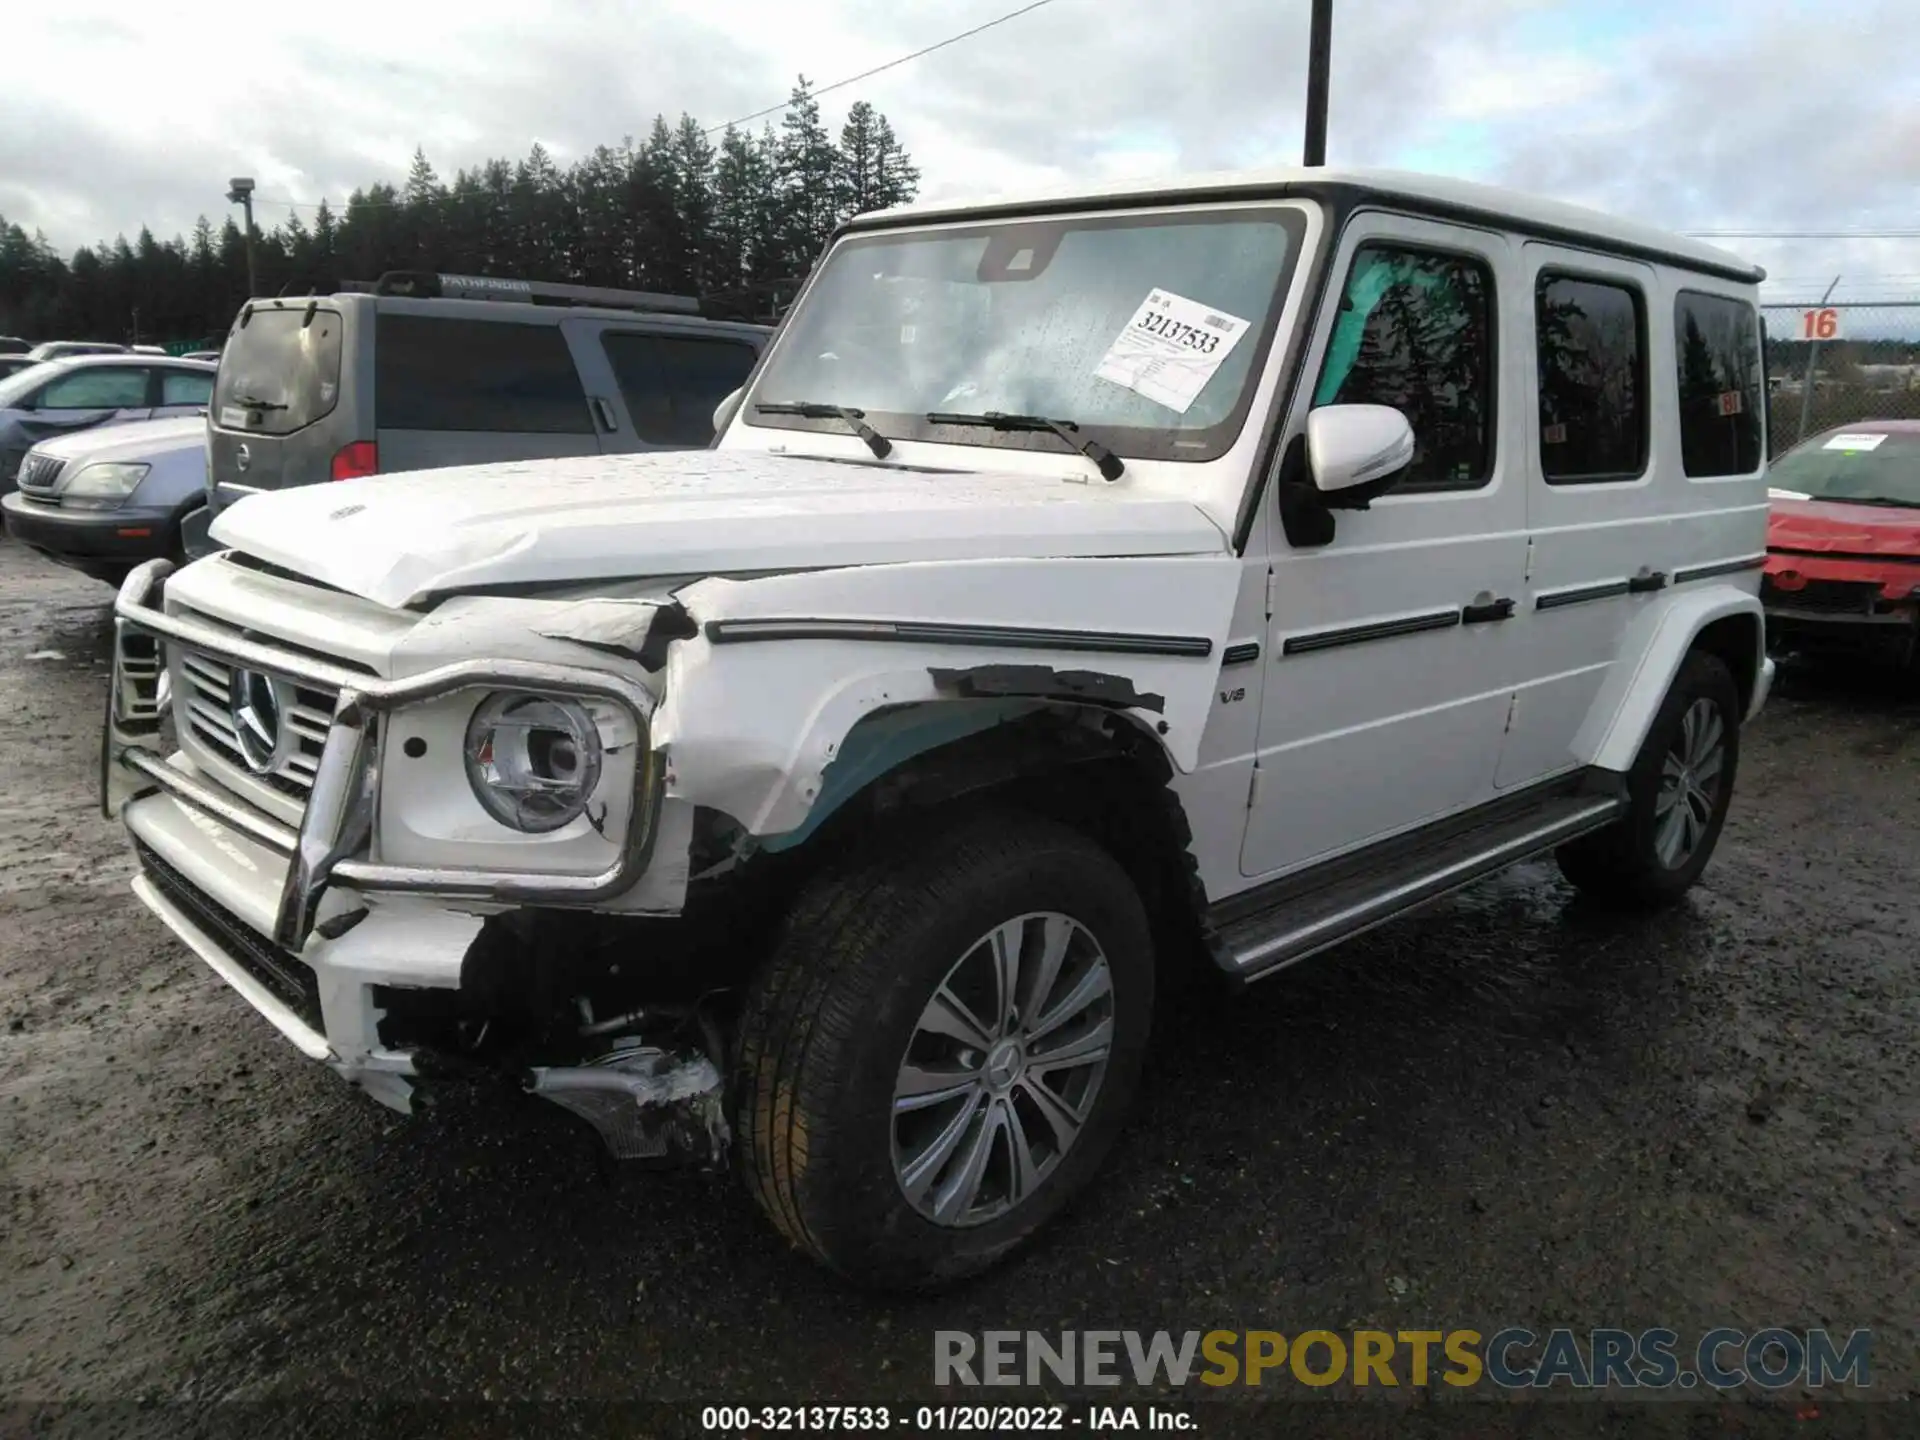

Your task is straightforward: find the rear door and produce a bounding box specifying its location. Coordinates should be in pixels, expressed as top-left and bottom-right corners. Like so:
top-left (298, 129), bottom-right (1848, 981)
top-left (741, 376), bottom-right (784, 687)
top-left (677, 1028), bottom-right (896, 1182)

top-left (207, 302), bottom-right (346, 505)
top-left (572, 321), bottom-right (763, 451)
top-left (374, 312), bottom-right (601, 473)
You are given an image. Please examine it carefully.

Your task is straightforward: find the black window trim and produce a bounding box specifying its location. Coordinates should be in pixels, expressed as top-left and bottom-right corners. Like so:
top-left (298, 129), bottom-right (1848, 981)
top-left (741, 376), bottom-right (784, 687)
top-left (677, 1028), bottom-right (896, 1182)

top-left (1672, 286), bottom-right (1765, 482)
top-left (1229, 189), bottom-right (1760, 555)
top-left (1533, 265), bottom-right (1651, 487)
top-left (1312, 231), bottom-right (1501, 496)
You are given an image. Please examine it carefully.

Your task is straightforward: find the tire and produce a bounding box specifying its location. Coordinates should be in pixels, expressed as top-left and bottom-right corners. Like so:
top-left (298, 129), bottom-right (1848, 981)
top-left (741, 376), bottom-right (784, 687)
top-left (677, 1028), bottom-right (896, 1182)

top-left (1556, 650), bottom-right (1741, 907)
top-left (732, 808), bottom-right (1155, 1290)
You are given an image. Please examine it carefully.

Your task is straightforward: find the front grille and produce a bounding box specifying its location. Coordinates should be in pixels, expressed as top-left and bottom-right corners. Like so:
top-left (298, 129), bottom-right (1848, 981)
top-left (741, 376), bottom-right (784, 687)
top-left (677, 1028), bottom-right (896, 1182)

top-left (175, 649), bottom-right (336, 800)
top-left (134, 837), bottom-right (324, 1036)
top-left (1761, 577), bottom-right (1878, 615)
top-left (16, 453), bottom-right (64, 493)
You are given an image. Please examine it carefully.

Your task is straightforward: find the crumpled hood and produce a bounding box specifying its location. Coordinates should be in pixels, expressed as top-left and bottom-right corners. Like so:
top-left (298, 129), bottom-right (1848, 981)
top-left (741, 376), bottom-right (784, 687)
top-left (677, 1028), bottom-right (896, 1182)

top-left (207, 450), bottom-right (1228, 608)
top-left (1768, 494), bottom-right (1920, 556)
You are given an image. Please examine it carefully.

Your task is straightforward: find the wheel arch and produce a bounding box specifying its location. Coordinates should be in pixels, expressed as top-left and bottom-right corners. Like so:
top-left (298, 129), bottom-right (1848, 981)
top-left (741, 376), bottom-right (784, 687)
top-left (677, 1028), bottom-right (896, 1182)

top-left (723, 699), bottom-right (1214, 979)
top-left (1574, 586), bottom-right (1766, 775)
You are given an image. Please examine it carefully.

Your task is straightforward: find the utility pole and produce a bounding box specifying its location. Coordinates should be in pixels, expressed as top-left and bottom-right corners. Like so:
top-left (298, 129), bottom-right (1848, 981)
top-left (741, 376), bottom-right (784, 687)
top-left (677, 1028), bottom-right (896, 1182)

top-left (226, 177), bottom-right (259, 297)
top-left (1303, 0), bottom-right (1333, 166)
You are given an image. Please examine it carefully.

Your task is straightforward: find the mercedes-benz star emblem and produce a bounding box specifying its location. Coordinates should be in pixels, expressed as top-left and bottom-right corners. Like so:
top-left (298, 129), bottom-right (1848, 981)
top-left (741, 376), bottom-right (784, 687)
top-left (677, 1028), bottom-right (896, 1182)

top-left (228, 668), bottom-right (291, 775)
top-left (234, 443), bottom-right (251, 473)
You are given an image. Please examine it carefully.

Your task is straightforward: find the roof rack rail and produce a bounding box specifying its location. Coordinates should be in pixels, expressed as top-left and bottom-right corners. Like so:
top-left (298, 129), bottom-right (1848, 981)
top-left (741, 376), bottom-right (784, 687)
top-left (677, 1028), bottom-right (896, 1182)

top-left (345, 271), bottom-right (701, 315)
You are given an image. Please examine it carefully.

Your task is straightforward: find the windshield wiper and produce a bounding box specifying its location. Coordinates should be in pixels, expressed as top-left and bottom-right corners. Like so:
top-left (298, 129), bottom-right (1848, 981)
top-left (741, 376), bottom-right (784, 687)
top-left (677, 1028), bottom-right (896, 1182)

top-left (754, 401), bottom-right (892, 459)
top-left (230, 394), bottom-right (288, 411)
top-left (925, 411), bottom-right (1124, 481)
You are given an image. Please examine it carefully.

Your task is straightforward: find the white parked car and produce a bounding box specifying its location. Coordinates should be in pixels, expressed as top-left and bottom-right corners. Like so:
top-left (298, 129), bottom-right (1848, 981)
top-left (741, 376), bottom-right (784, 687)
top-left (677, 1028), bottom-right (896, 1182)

top-left (102, 166), bottom-right (1773, 1289)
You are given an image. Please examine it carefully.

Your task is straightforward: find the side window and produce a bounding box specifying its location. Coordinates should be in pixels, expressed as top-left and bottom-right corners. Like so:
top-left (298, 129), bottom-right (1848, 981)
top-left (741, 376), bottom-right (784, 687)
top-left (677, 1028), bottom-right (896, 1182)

top-left (1312, 242), bottom-right (1495, 492)
top-left (1674, 291), bottom-right (1763, 477)
top-left (600, 332), bottom-right (761, 446)
top-left (37, 367), bottom-right (148, 410)
top-left (159, 370), bottom-right (214, 406)
top-left (1536, 274), bottom-right (1647, 483)
top-left (375, 316), bottom-right (592, 434)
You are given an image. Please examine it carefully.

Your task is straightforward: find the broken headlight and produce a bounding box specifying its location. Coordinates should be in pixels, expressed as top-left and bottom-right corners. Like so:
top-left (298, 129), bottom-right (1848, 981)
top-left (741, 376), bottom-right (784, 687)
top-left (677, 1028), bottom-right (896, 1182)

top-left (463, 692), bottom-right (605, 833)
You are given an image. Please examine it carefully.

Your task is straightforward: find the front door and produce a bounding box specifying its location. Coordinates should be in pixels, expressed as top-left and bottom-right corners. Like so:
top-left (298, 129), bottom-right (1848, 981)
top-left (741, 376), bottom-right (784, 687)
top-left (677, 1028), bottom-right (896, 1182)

top-left (1241, 212), bottom-right (1528, 879)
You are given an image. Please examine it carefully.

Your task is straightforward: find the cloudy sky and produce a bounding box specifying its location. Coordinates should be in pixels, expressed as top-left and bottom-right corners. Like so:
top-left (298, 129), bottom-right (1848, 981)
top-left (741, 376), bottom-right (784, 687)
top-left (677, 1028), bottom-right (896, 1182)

top-left (6, 0), bottom-right (1917, 302)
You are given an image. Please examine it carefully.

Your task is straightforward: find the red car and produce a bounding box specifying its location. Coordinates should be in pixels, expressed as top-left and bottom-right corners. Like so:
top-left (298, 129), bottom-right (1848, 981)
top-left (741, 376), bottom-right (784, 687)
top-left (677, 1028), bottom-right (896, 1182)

top-left (1763, 421), bottom-right (1920, 666)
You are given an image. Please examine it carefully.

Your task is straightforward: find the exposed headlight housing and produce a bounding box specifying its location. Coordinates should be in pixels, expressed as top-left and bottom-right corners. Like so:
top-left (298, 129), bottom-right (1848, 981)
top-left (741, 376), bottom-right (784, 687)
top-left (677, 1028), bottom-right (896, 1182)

top-left (463, 692), bottom-right (605, 833)
top-left (60, 461), bottom-right (150, 511)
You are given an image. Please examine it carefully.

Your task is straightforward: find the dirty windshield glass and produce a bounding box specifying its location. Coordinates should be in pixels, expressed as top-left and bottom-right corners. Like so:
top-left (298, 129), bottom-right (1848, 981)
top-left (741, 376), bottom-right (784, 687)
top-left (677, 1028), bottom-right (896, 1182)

top-left (748, 206), bottom-right (1307, 463)
top-left (1769, 429), bottom-right (1920, 507)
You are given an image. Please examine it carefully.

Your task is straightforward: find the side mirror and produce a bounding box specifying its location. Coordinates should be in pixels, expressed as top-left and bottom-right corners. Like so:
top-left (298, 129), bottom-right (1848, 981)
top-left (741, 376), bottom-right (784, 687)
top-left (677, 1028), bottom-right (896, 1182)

top-left (711, 386), bottom-right (744, 437)
top-left (1306, 404), bottom-right (1415, 510)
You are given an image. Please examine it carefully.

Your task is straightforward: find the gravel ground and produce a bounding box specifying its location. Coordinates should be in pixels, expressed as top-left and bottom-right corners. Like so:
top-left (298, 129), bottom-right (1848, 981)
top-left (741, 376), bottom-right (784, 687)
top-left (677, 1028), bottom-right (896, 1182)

top-left (0, 536), bottom-right (1914, 1436)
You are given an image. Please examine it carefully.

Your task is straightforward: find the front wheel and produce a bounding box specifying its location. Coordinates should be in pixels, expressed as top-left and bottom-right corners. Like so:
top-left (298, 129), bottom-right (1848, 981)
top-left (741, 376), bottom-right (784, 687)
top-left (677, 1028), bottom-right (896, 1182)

top-left (732, 810), bottom-right (1155, 1289)
top-left (1557, 650), bottom-right (1741, 907)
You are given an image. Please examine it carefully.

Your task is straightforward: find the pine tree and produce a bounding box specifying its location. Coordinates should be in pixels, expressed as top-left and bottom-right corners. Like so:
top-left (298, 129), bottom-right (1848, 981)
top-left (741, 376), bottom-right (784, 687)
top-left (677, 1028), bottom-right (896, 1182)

top-left (0, 91), bottom-right (916, 340)
top-left (775, 78), bottom-right (839, 272)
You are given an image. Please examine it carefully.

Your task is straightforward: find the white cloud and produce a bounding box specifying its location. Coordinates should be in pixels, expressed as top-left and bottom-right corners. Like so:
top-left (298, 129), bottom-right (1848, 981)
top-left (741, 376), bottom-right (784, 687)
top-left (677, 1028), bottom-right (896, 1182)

top-left (2, 0), bottom-right (1916, 297)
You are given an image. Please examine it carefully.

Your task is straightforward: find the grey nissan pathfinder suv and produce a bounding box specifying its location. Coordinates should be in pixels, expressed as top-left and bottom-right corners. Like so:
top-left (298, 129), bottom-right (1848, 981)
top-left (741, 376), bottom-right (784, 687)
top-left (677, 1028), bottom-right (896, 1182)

top-left (204, 272), bottom-right (771, 514)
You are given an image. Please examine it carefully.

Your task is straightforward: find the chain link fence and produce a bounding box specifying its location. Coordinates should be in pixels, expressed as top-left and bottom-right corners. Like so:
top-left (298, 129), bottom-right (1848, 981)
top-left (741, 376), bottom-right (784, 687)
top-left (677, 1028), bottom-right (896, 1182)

top-left (1763, 301), bottom-right (1920, 457)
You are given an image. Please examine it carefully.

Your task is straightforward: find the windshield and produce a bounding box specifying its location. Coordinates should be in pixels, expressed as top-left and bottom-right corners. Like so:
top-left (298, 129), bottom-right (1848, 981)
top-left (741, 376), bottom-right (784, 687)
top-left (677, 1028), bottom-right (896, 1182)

top-left (213, 304), bottom-right (344, 436)
top-left (748, 205), bottom-right (1308, 463)
top-left (1769, 429), bottom-right (1920, 507)
top-left (0, 361), bottom-right (61, 408)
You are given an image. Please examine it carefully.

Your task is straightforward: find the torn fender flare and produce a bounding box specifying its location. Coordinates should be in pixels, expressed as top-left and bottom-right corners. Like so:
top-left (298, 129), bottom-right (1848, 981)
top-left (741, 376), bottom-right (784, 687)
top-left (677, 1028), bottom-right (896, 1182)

top-left (654, 557), bottom-right (1242, 837)
top-left (928, 663), bottom-right (1166, 713)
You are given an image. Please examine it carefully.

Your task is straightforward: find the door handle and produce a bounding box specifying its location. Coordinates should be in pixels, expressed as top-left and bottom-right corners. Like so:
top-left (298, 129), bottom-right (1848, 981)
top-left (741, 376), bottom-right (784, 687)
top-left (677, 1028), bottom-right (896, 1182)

top-left (1627, 571), bottom-right (1669, 593)
top-left (589, 396), bottom-right (619, 433)
top-left (1462, 596), bottom-right (1516, 624)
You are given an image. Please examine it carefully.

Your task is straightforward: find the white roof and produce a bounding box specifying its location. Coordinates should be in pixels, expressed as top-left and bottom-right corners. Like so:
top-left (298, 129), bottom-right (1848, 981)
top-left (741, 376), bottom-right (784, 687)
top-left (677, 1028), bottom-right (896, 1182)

top-left (851, 165), bottom-right (1762, 281)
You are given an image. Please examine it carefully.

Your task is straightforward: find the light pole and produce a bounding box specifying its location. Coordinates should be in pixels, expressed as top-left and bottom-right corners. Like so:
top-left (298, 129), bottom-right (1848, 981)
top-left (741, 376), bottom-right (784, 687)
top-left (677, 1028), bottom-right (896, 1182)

top-left (226, 176), bottom-right (258, 297)
top-left (1303, 0), bottom-right (1333, 166)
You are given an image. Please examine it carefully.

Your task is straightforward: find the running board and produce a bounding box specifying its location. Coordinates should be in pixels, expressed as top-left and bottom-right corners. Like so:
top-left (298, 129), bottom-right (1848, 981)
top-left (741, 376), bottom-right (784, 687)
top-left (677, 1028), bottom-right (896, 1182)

top-left (1217, 793), bottom-right (1624, 984)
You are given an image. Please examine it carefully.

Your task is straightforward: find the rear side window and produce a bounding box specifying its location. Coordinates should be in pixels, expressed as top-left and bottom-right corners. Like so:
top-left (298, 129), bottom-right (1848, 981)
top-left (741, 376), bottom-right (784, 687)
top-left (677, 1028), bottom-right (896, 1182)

top-left (1313, 243), bottom-right (1496, 492)
top-left (1674, 292), bottom-right (1763, 477)
top-left (214, 306), bottom-right (343, 436)
top-left (1536, 274), bottom-right (1647, 483)
top-left (601, 332), bottom-right (760, 446)
top-left (376, 316), bottom-right (591, 434)
top-left (160, 370), bottom-right (214, 406)
top-left (38, 367), bottom-right (147, 409)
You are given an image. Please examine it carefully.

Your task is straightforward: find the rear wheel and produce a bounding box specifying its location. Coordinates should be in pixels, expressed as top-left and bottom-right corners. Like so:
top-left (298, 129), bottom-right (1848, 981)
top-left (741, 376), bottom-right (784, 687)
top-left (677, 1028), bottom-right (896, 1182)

top-left (732, 810), bottom-right (1154, 1289)
top-left (1557, 650), bottom-right (1741, 907)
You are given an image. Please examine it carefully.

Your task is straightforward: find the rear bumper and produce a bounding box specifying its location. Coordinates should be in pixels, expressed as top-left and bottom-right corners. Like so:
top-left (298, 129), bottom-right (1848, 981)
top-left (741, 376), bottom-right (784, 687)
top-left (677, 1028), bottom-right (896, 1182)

top-left (1, 492), bottom-right (174, 573)
top-left (124, 779), bottom-right (487, 1112)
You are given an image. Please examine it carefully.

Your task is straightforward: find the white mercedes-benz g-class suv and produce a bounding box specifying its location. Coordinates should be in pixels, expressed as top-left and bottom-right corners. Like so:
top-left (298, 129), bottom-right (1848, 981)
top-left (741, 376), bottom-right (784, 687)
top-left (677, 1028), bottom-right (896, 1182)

top-left (102, 166), bottom-right (1773, 1289)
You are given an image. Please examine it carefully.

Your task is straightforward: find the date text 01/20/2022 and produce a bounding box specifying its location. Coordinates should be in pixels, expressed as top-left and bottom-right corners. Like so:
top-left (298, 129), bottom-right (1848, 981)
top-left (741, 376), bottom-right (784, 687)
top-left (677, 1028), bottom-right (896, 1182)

top-left (700, 1405), bottom-right (1194, 1431)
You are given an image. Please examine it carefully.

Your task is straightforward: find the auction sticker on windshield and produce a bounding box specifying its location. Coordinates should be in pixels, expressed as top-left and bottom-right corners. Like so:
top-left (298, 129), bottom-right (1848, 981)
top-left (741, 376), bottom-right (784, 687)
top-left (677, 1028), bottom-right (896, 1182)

top-left (1823, 433), bottom-right (1887, 451)
top-left (1094, 289), bottom-right (1251, 414)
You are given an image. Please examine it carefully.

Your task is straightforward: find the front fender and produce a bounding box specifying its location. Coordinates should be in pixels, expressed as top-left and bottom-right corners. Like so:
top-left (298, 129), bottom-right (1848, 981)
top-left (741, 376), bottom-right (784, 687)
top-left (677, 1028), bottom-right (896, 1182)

top-left (652, 555), bottom-right (1240, 837)
top-left (1573, 584), bottom-right (1766, 774)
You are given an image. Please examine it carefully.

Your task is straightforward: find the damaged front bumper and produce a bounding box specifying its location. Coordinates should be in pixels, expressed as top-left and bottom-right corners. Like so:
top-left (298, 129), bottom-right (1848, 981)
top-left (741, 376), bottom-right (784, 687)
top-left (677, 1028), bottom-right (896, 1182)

top-left (101, 559), bottom-right (722, 1143)
top-left (103, 559), bottom-right (663, 953)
